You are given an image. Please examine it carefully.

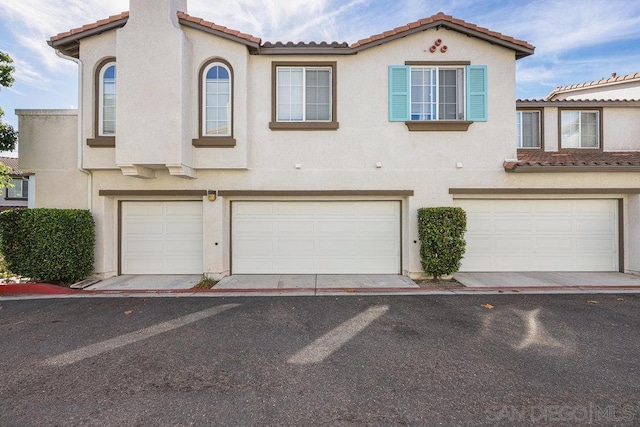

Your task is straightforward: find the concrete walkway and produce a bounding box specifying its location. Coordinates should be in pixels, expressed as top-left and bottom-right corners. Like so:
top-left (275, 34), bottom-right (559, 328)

top-left (455, 272), bottom-right (640, 287)
top-left (215, 274), bottom-right (419, 290)
top-left (85, 275), bottom-right (201, 291)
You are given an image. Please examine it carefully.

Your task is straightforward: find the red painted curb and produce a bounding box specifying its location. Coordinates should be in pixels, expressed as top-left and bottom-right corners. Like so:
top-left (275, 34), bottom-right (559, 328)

top-left (0, 283), bottom-right (80, 295)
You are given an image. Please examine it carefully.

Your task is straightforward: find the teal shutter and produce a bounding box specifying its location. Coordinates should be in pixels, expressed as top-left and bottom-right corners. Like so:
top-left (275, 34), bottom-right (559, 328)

top-left (466, 65), bottom-right (487, 121)
top-left (389, 66), bottom-right (409, 121)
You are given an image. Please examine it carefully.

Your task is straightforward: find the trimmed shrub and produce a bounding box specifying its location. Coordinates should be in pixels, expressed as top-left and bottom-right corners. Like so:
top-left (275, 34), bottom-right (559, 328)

top-left (417, 207), bottom-right (466, 280)
top-left (0, 208), bottom-right (95, 283)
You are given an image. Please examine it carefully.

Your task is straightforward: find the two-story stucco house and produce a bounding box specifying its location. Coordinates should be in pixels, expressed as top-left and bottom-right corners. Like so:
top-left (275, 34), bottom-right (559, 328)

top-left (16, 0), bottom-right (640, 280)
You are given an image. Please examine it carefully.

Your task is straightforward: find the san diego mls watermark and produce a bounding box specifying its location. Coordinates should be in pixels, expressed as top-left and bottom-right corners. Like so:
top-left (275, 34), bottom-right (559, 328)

top-left (486, 402), bottom-right (640, 424)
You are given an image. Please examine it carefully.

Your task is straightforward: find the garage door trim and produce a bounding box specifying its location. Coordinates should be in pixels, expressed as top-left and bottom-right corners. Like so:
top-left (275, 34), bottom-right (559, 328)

top-left (453, 198), bottom-right (622, 272)
top-left (118, 200), bottom-right (204, 275)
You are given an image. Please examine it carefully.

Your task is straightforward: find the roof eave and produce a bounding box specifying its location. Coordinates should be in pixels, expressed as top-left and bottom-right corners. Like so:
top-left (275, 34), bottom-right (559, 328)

top-left (351, 21), bottom-right (534, 58)
top-left (48, 17), bottom-right (129, 58)
top-left (505, 165), bottom-right (640, 173)
top-left (178, 18), bottom-right (260, 50)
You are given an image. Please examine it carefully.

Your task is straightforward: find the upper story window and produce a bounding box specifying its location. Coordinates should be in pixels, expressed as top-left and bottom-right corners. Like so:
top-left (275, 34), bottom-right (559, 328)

top-left (6, 178), bottom-right (28, 200)
top-left (560, 109), bottom-right (600, 149)
top-left (193, 59), bottom-right (236, 147)
top-left (389, 64), bottom-right (487, 130)
top-left (99, 62), bottom-right (116, 136)
top-left (410, 67), bottom-right (464, 120)
top-left (269, 62), bottom-right (338, 130)
top-left (516, 110), bottom-right (541, 149)
top-left (204, 63), bottom-right (231, 136)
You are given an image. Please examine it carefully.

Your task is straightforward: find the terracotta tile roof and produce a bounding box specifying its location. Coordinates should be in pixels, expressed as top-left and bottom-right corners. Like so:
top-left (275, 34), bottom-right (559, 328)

top-left (50, 11), bottom-right (129, 42)
top-left (504, 151), bottom-right (640, 172)
top-left (49, 11), bottom-right (261, 48)
top-left (547, 72), bottom-right (640, 99)
top-left (0, 157), bottom-right (26, 175)
top-left (49, 10), bottom-right (532, 58)
top-left (176, 12), bottom-right (260, 45)
top-left (351, 12), bottom-right (534, 57)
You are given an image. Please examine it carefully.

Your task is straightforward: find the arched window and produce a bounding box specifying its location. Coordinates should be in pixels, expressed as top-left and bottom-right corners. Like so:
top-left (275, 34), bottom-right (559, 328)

top-left (203, 62), bottom-right (231, 136)
top-left (99, 61), bottom-right (116, 136)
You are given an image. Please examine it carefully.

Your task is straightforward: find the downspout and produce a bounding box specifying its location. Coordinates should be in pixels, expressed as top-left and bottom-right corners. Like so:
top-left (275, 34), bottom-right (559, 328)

top-left (55, 50), bottom-right (93, 211)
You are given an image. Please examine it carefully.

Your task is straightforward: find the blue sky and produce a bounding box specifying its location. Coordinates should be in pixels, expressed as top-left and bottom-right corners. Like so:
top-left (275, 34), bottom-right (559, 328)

top-left (0, 0), bottom-right (639, 139)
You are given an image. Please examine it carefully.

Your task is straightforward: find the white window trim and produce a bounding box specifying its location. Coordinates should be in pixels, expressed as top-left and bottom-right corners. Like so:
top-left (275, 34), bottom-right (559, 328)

top-left (561, 110), bottom-right (600, 149)
top-left (7, 178), bottom-right (28, 199)
top-left (202, 62), bottom-right (232, 137)
top-left (276, 66), bottom-right (332, 123)
top-left (409, 66), bottom-right (465, 121)
top-left (98, 61), bottom-right (116, 137)
top-left (516, 110), bottom-right (541, 149)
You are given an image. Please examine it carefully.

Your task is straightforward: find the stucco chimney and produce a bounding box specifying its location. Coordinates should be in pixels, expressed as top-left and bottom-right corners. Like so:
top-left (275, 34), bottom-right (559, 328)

top-left (128, 0), bottom-right (187, 28)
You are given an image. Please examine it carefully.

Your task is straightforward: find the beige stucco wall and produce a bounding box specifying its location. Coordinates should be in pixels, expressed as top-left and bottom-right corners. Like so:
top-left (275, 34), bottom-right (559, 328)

top-left (536, 106), bottom-right (640, 152)
top-left (16, 110), bottom-right (88, 209)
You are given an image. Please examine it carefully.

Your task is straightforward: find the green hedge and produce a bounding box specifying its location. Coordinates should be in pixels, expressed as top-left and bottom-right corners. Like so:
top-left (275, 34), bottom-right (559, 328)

top-left (417, 207), bottom-right (467, 280)
top-left (0, 208), bottom-right (95, 283)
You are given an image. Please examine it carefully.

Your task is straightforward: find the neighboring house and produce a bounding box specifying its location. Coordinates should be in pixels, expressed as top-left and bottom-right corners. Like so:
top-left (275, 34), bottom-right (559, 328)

top-left (15, 0), bottom-right (640, 279)
top-left (546, 72), bottom-right (640, 101)
top-left (0, 157), bottom-right (31, 211)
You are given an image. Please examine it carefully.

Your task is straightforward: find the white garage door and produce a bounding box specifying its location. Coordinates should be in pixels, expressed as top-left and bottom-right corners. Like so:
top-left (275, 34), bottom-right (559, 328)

top-left (121, 201), bottom-right (203, 274)
top-left (454, 199), bottom-right (618, 272)
top-left (232, 201), bottom-right (401, 274)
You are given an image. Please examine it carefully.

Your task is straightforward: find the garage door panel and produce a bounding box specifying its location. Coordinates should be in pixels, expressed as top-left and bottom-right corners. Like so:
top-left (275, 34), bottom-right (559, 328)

top-left (535, 218), bottom-right (572, 232)
top-left (534, 237), bottom-right (573, 251)
top-left (125, 240), bottom-right (165, 254)
top-left (317, 203), bottom-right (356, 215)
top-left (455, 199), bottom-right (617, 272)
top-left (234, 238), bottom-right (274, 255)
top-left (125, 202), bottom-right (164, 216)
top-left (234, 220), bottom-right (274, 235)
top-left (317, 220), bottom-right (357, 235)
top-left (576, 218), bottom-right (615, 233)
top-left (358, 239), bottom-right (399, 255)
top-left (276, 239), bottom-right (315, 255)
top-left (356, 202), bottom-right (399, 216)
top-left (274, 258), bottom-right (315, 272)
top-left (277, 220), bottom-right (316, 234)
top-left (494, 236), bottom-right (531, 252)
top-left (494, 219), bottom-right (533, 232)
top-left (276, 202), bottom-right (317, 215)
top-left (466, 217), bottom-right (493, 232)
top-left (358, 220), bottom-right (397, 234)
top-left (232, 201), bottom-right (400, 274)
top-left (165, 220), bottom-right (202, 235)
top-left (122, 202), bottom-right (203, 274)
top-left (465, 235), bottom-right (493, 252)
top-left (125, 221), bottom-right (164, 235)
top-left (575, 236), bottom-right (616, 251)
top-left (318, 239), bottom-right (356, 256)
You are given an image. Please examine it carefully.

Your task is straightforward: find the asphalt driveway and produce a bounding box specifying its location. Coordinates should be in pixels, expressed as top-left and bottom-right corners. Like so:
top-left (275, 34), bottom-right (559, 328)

top-left (1, 294), bottom-right (638, 425)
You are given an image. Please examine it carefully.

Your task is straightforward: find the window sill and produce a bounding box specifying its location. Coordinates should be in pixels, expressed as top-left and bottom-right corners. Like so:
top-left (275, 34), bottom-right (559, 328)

top-left (269, 121), bottom-right (339, 131)
top-left (87, 136), bottom-right (115, 147)
top-left (192, 137), bottom-right (236, 147)
top-left (559, 147), bottom-right (602, 151)
top-left (5, 197), bottom-right (27, 201)
top-left (405, 121), bottom-right (473, 131)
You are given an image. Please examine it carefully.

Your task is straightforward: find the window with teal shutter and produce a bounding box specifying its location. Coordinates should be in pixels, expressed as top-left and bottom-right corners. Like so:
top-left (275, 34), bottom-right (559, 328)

top-left (388, 66), bottom-right (409, 121)
top-left (466, 65), bottom-right (487, 121)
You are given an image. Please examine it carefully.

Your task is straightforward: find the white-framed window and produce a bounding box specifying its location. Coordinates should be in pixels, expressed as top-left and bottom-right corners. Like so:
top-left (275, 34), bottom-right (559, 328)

top-left (389, 64), bottom-right (486, 123)
top-left (276, 66), bottom-right (332, 122)
top-left (6, 178), bottom-right (28, 199)
top-left (98, 62), bottom-right (116, 136)
top-left (561, 110), bottom-right (600, 148)
top-left (410, 67), bottom-right (465, 121)
top-left (516, 110), bottom-right (541, 148)
top-left (203, 62), bottom-right (231, 136)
